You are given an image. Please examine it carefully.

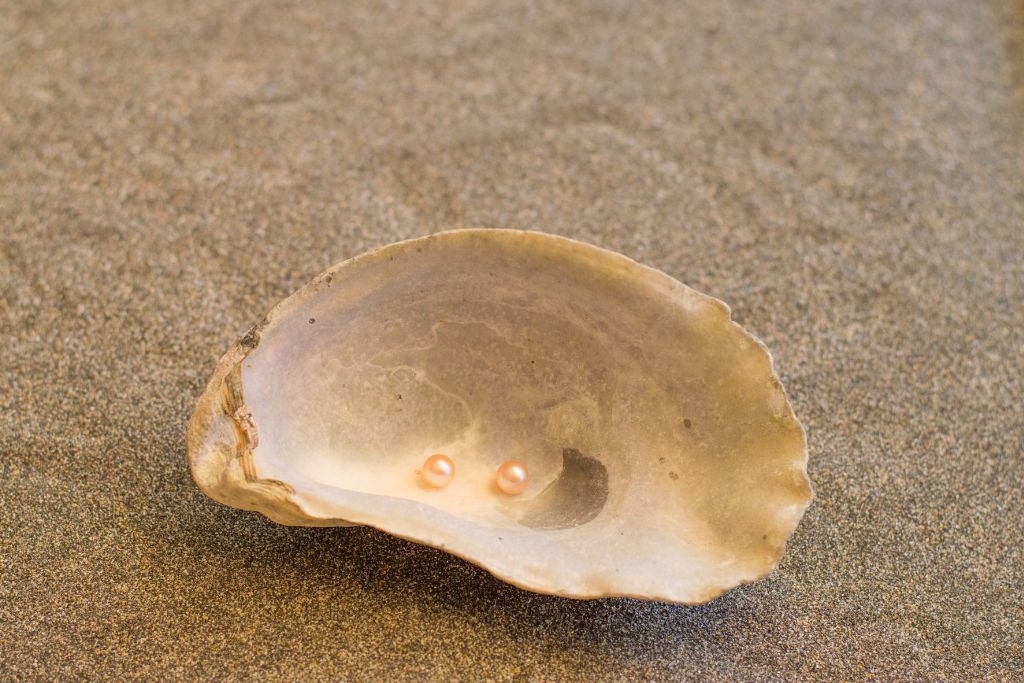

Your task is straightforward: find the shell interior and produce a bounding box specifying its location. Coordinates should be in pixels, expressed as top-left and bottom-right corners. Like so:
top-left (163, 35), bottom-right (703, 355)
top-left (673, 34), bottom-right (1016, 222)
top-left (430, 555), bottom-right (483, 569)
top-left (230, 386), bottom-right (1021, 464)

top-left (187, 230), bottom-right (811, 603)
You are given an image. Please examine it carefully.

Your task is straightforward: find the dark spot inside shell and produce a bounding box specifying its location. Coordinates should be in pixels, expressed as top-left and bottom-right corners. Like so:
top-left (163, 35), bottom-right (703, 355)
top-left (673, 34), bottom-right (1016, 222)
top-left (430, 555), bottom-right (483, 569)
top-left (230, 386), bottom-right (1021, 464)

top-left (517, 448), bottom-right (609, 530)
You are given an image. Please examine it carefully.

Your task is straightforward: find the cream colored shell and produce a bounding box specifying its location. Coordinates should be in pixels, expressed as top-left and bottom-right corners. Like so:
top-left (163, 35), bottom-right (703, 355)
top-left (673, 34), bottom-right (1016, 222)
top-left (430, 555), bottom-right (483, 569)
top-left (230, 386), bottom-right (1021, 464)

top-left (187, 230), bottom-right (812, 603)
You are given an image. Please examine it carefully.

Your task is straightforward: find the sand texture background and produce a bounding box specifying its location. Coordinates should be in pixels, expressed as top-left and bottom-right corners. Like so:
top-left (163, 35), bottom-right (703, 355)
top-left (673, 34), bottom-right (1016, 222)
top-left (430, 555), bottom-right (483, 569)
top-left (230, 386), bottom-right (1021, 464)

top-left (2, 1), bottom-right (1022, 680)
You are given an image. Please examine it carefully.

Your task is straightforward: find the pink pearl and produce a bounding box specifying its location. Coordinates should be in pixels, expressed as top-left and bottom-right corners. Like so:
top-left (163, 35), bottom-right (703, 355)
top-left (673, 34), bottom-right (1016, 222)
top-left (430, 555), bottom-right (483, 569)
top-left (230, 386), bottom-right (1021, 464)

top-left (422, 453), bottom-right (455, 489)
top-left (495, 460), bottom-right (529, 495)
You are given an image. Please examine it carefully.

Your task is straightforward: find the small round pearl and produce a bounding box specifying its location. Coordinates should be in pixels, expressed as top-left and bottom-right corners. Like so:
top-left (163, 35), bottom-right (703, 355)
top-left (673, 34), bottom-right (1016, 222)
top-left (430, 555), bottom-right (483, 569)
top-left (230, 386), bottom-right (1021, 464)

top-left (422, 453), bottom-right (455, 489)
top-left (495, 460), bottom-right (529, 495)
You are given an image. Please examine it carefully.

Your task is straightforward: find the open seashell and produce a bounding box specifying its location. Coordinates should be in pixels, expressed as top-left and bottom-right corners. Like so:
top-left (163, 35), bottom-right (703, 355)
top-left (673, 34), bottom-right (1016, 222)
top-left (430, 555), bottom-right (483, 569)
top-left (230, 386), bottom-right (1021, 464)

top-left (187, 230), bottom-right (811, 603)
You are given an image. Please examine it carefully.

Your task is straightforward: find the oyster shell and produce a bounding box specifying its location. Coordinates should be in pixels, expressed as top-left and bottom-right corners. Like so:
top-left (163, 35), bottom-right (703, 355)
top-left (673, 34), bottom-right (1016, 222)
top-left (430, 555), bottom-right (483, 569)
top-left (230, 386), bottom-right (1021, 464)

top-left (187, 230), bottom-right (811, 603)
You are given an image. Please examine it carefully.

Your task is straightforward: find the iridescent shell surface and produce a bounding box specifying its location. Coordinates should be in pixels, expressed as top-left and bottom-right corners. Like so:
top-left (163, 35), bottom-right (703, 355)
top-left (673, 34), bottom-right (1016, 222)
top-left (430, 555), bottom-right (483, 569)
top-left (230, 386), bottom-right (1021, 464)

top-left (187, 230), bottom-right (812, 603)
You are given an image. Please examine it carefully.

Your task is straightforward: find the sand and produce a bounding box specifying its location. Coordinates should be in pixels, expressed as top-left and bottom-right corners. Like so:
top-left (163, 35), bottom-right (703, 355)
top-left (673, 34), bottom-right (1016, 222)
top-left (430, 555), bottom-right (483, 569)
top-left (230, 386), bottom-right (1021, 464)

top-left (2, 1), bottom-right (1022, 680)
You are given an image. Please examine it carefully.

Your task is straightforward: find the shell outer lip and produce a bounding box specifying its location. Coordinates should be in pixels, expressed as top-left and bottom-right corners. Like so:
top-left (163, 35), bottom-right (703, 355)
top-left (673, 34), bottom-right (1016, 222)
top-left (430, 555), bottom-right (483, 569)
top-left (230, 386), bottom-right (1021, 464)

top-left (185, 228), bottom-right (813, 604)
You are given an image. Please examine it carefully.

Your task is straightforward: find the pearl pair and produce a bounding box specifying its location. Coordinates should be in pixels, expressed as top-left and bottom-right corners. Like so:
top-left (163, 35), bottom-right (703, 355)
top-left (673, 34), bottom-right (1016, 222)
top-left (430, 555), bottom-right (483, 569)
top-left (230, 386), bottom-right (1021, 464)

top-left (421, 453), bottom-right (530, 495)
